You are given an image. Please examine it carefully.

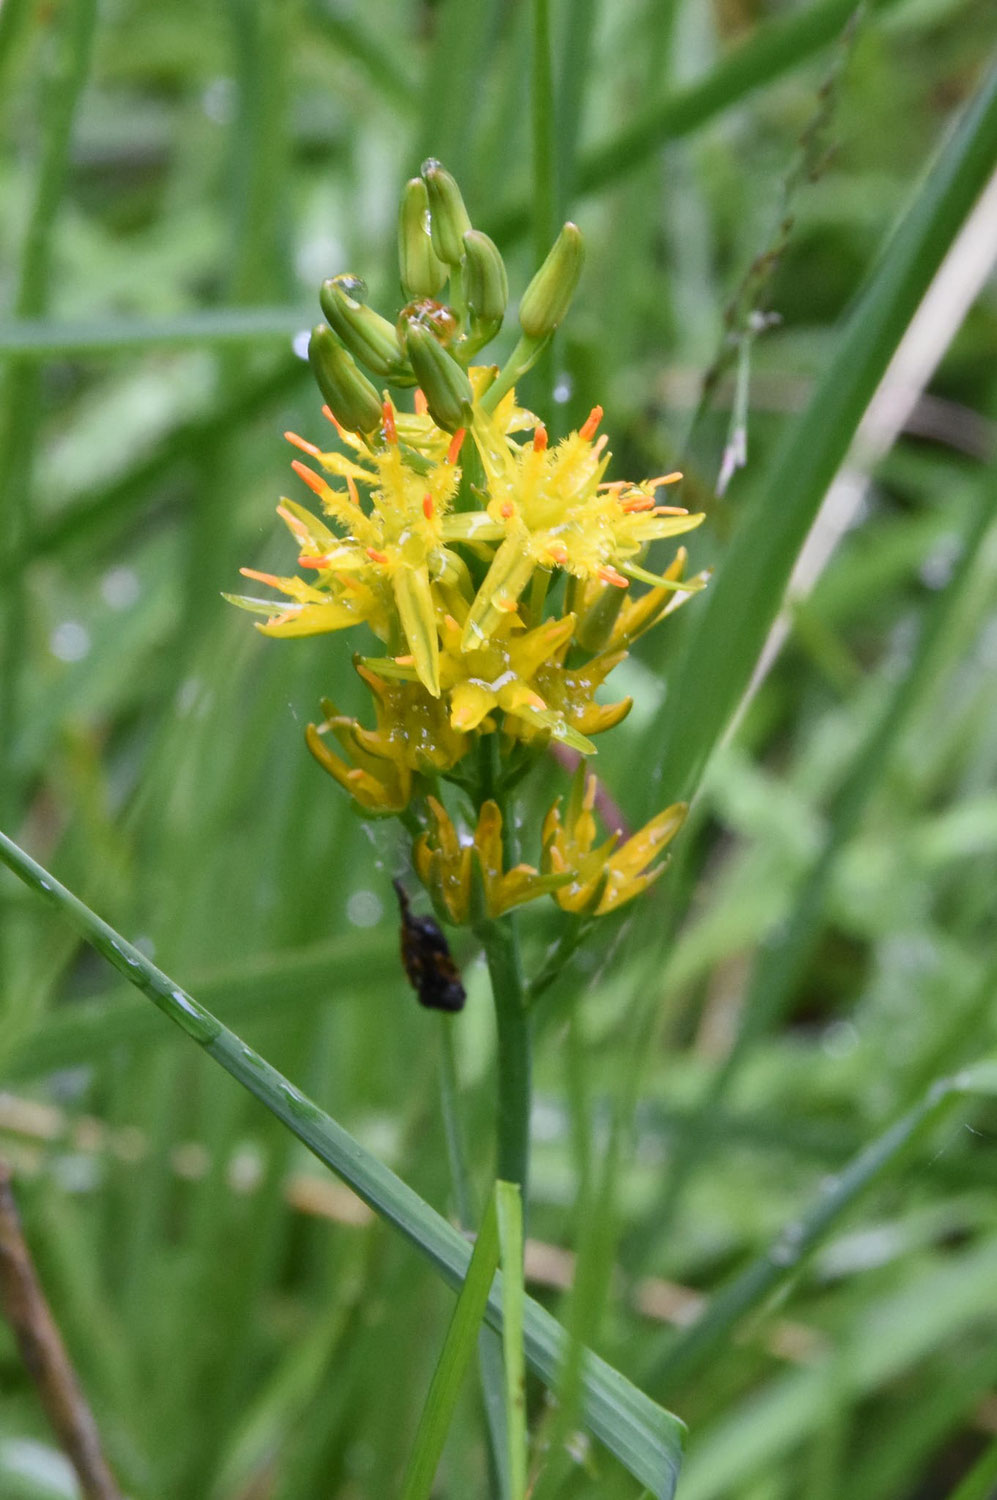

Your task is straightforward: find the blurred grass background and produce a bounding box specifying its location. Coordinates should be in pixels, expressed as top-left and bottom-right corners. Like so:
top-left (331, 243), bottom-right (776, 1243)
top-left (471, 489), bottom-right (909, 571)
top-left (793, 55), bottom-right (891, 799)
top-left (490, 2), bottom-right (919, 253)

top-left (1, 0), bottom-right (997, 1496)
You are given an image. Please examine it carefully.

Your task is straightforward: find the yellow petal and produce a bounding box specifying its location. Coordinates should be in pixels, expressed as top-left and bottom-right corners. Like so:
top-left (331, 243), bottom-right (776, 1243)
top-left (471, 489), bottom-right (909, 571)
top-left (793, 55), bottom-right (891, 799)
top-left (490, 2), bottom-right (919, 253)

top-left (608, 803), bottom-right (687, 882)
top-left (392, 565), bottom-right (441, 697)
top-left (461, 537), bottom-right (536, 649)
top-left (255, 601), bottom-right (360, 637)
top-left (450, 680), bottom-right (497, 732)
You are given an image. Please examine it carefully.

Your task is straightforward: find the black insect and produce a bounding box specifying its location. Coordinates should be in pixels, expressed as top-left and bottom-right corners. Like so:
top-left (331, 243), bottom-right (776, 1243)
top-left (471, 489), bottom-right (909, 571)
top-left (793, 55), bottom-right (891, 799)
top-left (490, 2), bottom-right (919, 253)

top-left (392, 879), bottom-right (466, 1013)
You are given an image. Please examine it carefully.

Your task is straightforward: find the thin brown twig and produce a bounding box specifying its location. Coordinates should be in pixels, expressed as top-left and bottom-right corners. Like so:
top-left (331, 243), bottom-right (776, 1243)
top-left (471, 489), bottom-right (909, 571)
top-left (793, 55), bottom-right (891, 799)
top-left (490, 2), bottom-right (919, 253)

top-left (0, 1160), bottom-right (122, 1500)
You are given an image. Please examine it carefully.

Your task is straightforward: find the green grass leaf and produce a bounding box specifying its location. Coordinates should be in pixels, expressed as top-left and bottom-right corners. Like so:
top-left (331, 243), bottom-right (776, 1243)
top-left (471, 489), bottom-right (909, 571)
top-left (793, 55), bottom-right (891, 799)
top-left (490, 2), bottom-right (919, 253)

top-left (401, 1191), bottom-right (501, 1500)
top-left (0, 830), bottom-right (685, 1500)
top-left (650, 53), bottom-right (997, 807)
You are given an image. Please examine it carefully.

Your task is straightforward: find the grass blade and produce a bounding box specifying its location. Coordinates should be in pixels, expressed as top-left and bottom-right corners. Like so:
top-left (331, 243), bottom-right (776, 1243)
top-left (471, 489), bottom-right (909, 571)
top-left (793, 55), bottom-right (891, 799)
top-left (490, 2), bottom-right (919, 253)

top-left (648, 1061), bottom-right (997, 1394)
top-left (650, 53), bottom-right (997, 806)
top-left (401, 1192), bottom-right (501, 1500)
top-left (495, 1182), bottom-right (527, 1500)
top-left (0, 830), bottom-right (685, 1499)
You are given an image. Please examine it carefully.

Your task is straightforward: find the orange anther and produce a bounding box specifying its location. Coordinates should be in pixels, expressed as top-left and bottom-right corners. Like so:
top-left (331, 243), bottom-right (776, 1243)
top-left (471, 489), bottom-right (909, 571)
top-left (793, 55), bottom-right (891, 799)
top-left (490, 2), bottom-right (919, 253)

top-left (649, 471), bottom-right (683, 488)
top-left (284, 431), bottom-right (322, 457)
top-left (621, 492), bottom-right (654, 513)
top-left (395, 653), bottom-right (415, 666)
top-left (500, 502), bottom-right (514, 519)
top-left (446, 428), bottom-right (466, 465)
top-left (321, 405), bottom-right (343, 435)
top-left (240, 567), bottom-right (282, 587)
top-left (549, 546), bottom-right (568, 566)
top-left (366, 547), bottom-right (389, 565)
top-left (297, 555), bottom-right (328, 570)
top-left (444, 614), bottom-right (460, 632)
top-left (291, 460), bottom-right (327, 496)
top-left (533, 424), bottom-right (548, 452)
top-left (381, 402), bottom-right (397, 444)
top-left (525, 692), bottom-right (546, 710)
top-left (598, 566), bottom-right (629, 589)
top-left (422, 494), bottom-right (434, 519)
top-left (652, 504), bottom-right (688, 516)
top-left (580, 405), bottom-right (603, 440)
top-left (346, 769), bottom-right (365, 782)
top-left (496, 596), bottom-right (519, 613)
top-left (414, 388), bottom-right (428, 415)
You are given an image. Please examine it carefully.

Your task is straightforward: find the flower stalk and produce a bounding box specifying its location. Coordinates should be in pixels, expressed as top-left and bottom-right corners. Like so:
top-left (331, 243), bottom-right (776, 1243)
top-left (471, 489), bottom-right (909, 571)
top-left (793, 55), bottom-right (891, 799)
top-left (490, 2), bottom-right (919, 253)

top-left (228, 160), bottom-right (706, 1221)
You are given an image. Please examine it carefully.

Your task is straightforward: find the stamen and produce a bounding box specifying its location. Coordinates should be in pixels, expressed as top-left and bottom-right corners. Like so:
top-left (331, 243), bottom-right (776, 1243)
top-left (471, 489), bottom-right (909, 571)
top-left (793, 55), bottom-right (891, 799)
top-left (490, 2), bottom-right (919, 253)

top-left (321, 405), bottom-right (343, 435)
top-left (414, 388), bottom-right (428, 415)
top-left (395, 654), bottom-right (415, 666)
top-left (648, 471), bottom-right (683, 488)
top-left (291, 460), bottom-right (328, 497)
top-left (598, 566), bottom-right (629, 589)
top-left (346, 475), bottom-right (361, 507)
top-left (366, 547), bottom-right (389, 564)
top-left (496, 596), bottom-right (519, 613)
top-left (621, 495), bottom-right (655, 513)
top-left (549, 546), bottom-right (569, 566)
top-left (444, 614), bottom-right (460, 632)
top-left (423, 494), bottom-right (434, 519)
top-left (381, 402), bottom-right (397, 444)
top-left (284, 431), bottom-right (322, 458)
top-left (500, 502), bottom-right (514, 519)
top-left (240, 568), bottom-right (282, 586)
top-left (652, 505), bottom-right (688, 516)
top-left (579, 405), bottom-right (603, 440)
top-left (593, 434), bottom-right (608, 456)
top-left (346, 769), bottom-right (365, 782)
top-left (297, 555), bottom-right (330, 570)
top-left (446, 428), bottom-right (466, 465)
top-left (533, 424), bottom-right (548, 452)
top-left (525, 691), bottom-right (546, 710)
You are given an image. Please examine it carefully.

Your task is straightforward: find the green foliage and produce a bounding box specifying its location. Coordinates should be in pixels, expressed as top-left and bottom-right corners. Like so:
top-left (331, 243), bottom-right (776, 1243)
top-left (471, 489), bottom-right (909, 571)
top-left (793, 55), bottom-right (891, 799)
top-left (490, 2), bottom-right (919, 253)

top-left (2, 1), bottom-right (997, 1497)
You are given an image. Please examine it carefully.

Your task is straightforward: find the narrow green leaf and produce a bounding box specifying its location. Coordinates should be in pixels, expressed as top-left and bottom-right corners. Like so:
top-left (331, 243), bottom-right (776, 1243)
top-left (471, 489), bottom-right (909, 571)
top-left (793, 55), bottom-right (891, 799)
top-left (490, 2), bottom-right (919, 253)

top-left (649, 1062), bottom-right (997, 1394)
top-left (0, 831), bottom-right (685, 1499)
top-left (495, 1182), bottom-right (528, 1500)
top-left (487, 0), bottom-right (909, 240)
top-left (0, 306), bottom-right (315, 358)
top-left (650, 54), bottom-right (997, 806)
top-left (401, 1193), bottom-right (501, 1500)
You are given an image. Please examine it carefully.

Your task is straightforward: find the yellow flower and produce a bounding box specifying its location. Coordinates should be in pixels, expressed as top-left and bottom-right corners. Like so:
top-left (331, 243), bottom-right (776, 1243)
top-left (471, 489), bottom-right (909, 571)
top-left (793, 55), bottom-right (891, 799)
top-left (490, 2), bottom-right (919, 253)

top-left (229, 400), bottom-right (471, 698)
top-left (542, 768), bottom-right (687, 915)
top-left (414, 796), bottom-right (573, 923)
top-left (460, 394), bottom-right (705, 647)
top-left (437, 608), bottom-right (597, 753)
top-left (305, 712), bottom-right (411, 816)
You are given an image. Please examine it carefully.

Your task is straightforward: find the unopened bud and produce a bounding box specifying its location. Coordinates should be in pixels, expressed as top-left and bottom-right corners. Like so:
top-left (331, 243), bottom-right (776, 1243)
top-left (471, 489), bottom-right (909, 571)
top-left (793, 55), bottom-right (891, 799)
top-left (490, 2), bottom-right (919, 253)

top-left (421, 158), bottom-right (472, 267)
top-left (308, 325), bottom-right (382, 434)
top-left (403, 321), bottom-right (473, 433)
top-left (462, 230), bottom-right (508, 326)
top-left (518, 222), bottom-right (584, 340)
top-left (319, 276), bottom-right (411, 382)
top-left (398, 178), bottom-right (448, 298)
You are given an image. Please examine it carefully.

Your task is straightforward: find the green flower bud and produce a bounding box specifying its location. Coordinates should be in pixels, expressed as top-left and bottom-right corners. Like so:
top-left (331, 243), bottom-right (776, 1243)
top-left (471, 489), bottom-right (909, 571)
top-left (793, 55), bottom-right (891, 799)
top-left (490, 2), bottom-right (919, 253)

top-left (421, 158), bottom-right (472, 267)
top-left (398, 178), bottom-right (448, 299)
top-left (308, 325), bottom-right (383, 435)
top-left (403, 320), bottom-right (473, 433)
top-left (462, 229), bottom-right (508, 326)
top-left (518, 222), bottom-right (585, 340)
top-left (319, 275), bottom-right (412, 382)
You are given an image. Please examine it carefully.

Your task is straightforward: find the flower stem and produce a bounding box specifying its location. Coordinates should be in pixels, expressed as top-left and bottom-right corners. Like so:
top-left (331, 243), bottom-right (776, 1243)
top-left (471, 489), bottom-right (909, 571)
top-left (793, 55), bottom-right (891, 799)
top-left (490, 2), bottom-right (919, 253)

top-left (478, 914), bottom-right (532, 1204)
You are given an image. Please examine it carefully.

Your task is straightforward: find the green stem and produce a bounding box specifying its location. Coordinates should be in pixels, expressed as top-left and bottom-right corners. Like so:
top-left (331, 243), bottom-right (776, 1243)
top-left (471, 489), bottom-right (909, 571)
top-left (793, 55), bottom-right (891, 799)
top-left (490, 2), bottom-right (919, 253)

top-left (479, 332), bottom-right (547, 414)
top-left (478, 916), bottom-right (532, 1204)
